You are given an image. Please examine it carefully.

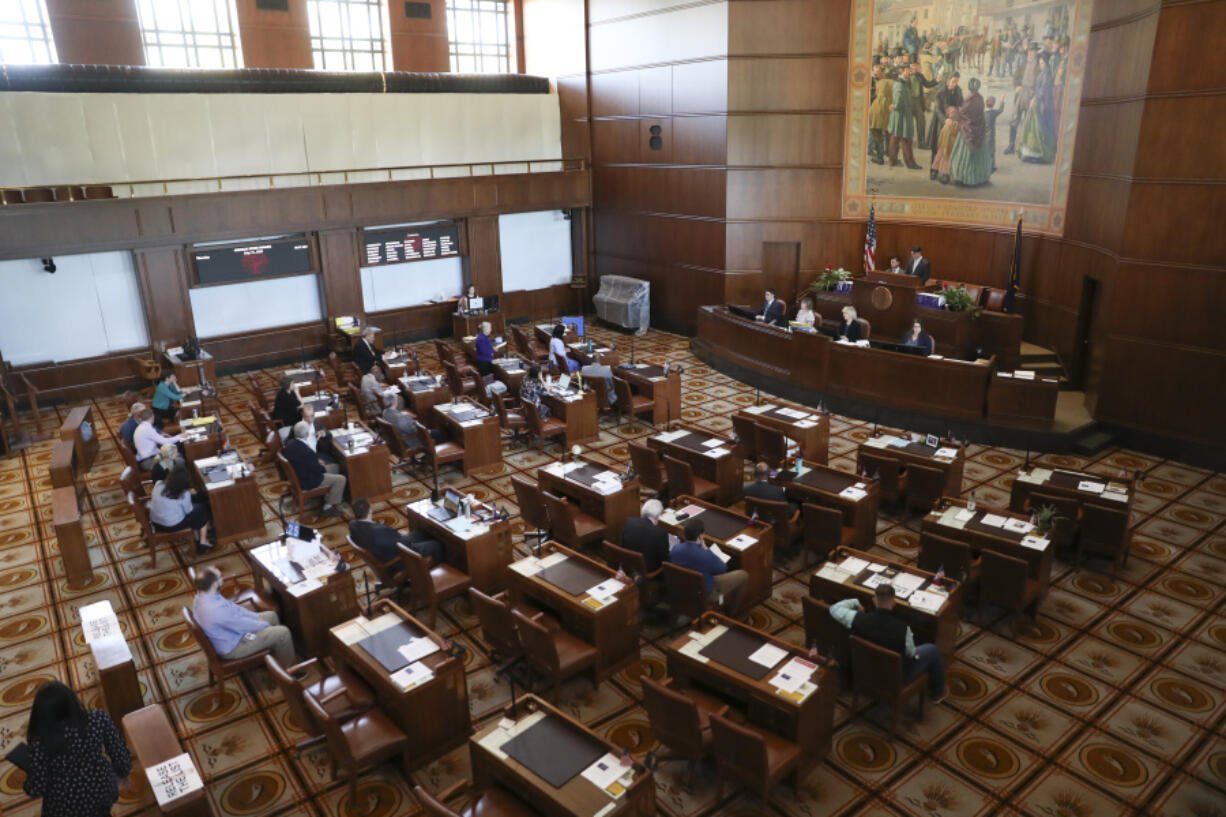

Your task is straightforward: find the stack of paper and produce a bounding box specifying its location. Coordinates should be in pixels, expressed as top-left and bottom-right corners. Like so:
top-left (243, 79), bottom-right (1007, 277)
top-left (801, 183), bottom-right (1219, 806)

top-left (839, 556), bottom-right (870, 574)
top-left (1020, 534), bottom-right (1049, 551)
top-left (815, 563), bottom-right (852, 584)
top-left (391, 661), bottom-right (434, 691)
top-left (586, 579), bottom-right (626, 601)
top-left (770, 656), bottom-right (818, 694)
top-left (748, 642), bottom-right (788, 670)
top-left (778, 407), bottom-right (807, 419)
top-left (332, 617), bottom-right (371, 646)
top-left (1078, 480), bottom-right (1105, 494)
top-left (863, 435), bottom-right (892, 449)
top-left (397, 637), bottom-right (440, 664)
top-left (581, 753), bottom-right (635, 798)
top-left (1004, 518), bottom-right (1033, 534)
top-left (654, 429), bottom-right (688, 443)
top-left (147, 753), bottom-right (205, 807)
top-left (709, 544), bottom-right (732, 564)
top-left (80, 600), bottom-right (122, 644)
top-left (934, 447), bottom-right (959, 460)
top-left (1014, 467), bottom-right (1053, 485)
top-left (908, 590), bottom-right (946, 613)
top-left (980, 514), bottom-right (1008, 528)
top-left (893, 573), bottom-right (926, 593)
top-left (704, 447), bottom-right (731, 458)
top-left (840, 486), bottom-right (867, 501)
top-left (509, 557), bottom-right (542, 577)
top-left (725, 534), bottom-right (757, 551)
top-left (744, 404), bottom-right (773, 415)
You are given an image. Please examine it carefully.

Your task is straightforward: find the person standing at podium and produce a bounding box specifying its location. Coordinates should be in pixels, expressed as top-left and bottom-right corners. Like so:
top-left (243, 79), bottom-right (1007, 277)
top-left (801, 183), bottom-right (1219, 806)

top-left (905, 246), bottom-right (931, 284)
top-left (754, 288), bottom-right (785, 324)
top-left (354, 327), bottom-right (378, 375)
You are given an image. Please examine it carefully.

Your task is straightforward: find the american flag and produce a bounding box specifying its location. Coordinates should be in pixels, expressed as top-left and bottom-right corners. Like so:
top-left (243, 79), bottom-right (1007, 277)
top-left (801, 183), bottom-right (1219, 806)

top-left (863, 203), bottom-right (877, 271)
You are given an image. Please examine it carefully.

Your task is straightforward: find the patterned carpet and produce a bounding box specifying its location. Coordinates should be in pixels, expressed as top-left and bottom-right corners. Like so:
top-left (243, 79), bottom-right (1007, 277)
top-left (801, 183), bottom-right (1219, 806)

top-left (0, 322), bottom-right (1223, 817)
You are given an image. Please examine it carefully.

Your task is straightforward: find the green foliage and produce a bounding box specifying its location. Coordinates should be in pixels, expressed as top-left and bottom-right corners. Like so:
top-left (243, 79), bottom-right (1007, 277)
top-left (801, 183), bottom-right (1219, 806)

top-left (942, 285), bottom-right (980, 316)
top-left (813, 267), bottom-right (852, 291)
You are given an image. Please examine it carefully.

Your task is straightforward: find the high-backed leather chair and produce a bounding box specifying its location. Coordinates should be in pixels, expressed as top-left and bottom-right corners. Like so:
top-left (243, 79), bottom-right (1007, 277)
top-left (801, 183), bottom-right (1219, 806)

top-left (983, 287), bottom-right (1007, 312)
top-left (442, 360), bottom-right (481, 403)
top-left (264, 654), bottom-right (375, 754)
top-left (731, 415), bottom-right (759, 461)
top-left (744, 495), bottom-right (800, 552)
top-left (468, 588), bottom-right (528, 678)
top-left (275, 451), bottom-right (330, 515)
top-left (708, 711), bottom-right (804, 801)
top-left (628, 442), bottom-right (667, 497)
top-left (541, 490), bottom-right (606, 551)
top-left (415, 421), bottom-right (466, 481)
top-left (613, 377), bottom-right (654, 431)
top-left (346, 534), bottom-right (410, 598)
top-left (523, 400), bottom-right (566, 453)
top-left (856, 318), bottom-right (872, 340)
top-left (433, 339), bottom-right (465, 368)
top-left (641, 676), bottom-right (729, 792)
top-left (801, 595), bottom-right (849, 671)
top-left (754, 425), bottom-right (787, 469)
top-left (398, 543), bottom-right (472, 628)
top-left (849, 635), bottom-right (927, 736)
top-left (905, 464), bottom-right (947, 514)
top-left (511, 608), bottom-right (599, 696)
top-left (1077, 502), bottom-right (1131, 572)
top-left (662, 561), bottom-right (710, 621)
top-left (663, 456), bottom-right (717, 502)
top-left (117, 438), bottom-right (142, 473)
top-left (374, 416), bottom-right (423, 477)
top-left (510, 474), bottom-right (550, 545)
top-left (303, 694), bottom-right (409, 800)
top-left (413, 783), bottom-right (537, 817)
top-left (601, 540), bottom-right (664, 611)
top-left (182, 605), bottom-right (271, 692)
top-left (801, 503), bottom-right (856, 566)
top-left (979, 548), bottom-right (1040, 626)
top-left (491, 391), bottom-right (528, 447)
top-left (857, 451), bottom-right (906, 504)
top-left (917, 531), bottom-right (981, 587)
top-left (130, 492), bottom-right (195, 568)
top-left (119, 465), bottom-right (146, 500)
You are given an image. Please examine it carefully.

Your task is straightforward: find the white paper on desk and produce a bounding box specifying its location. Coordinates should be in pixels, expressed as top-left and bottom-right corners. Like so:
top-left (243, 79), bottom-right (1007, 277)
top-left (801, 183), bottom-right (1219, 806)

top-left (509, 557), bottom-right (542, 577)
top-left (908, 590), bottom-right (946, 613)
top-left (770, 657), bottom-right (817, 693)
top-left (862, 573), bottom-right (891, 590)
top-left (1021, 535), bottom-right (1050, 551)
top-left (929, 354), bottom-right (944, 360)
top-left (677, 638), bottom-right (710, 663)
top-left (795, 420), bottom-right (817, 429)
top-left (839, 556), bottom-right (870, 574)
top-left (997, 372), bottom-right (1013, 378)
top-left (582, 753), bottom-right (628, 792)
top-left (1078, 480), bottom-right (1105, 494)
top-left (748, 642), bottom-right (788, 669)
top-left (398, 637), bottom-right (441, 664)
top-left (980, 514), bottom-right (1008, 528)
top-left (887, 437), bottom-right (909, 448)
top-left (815, 564), bottom-right (852, 584)
top-left (725, 534), bottom-right (757, 551)
top-left (1004, 518), bottom-right (1033, 534)
top-left (80, 600), bottom-right (121, 644)
top-left (596, 470), bottom-right (621, 482)
top-left (390, 661), bottom-right (434, 691)
top-left (587, 579), bottom-right (627, 600)
top-left (286, 577), bottom-right (321, 596)
top-left (538, 552), bottom-right (569, 568)
top-left (779, 407), bottom-right (807, 419)
top-left (867, 563), bottom-right (887, 572)
top-left (701, 438), bottom-right (723, 448)
top-left (1015, 467), bottom-right (1053, 485)
top-left (332, 619), bottom-right (371, 646)
top-left (1102, 490), bottom-right (1128, 502)
top-left (301, 563), bottom-right (334, 583)
top-left (205, 478), bottom-right (234, 490)
top-left (445, 516), bottom-right (473, 534)
top-left (840, 486), bottom-right (867, 501)
top-left (148, 753), bottom-right (204, 807)
top-left (893, 573), bottom-right (926, 592)
top-left (744, 404), bottom-right (773, 415)
top-left (593, 481), bottom-right (620, 496)
top-left (90, 634), bottom-right (132, 666)
top-left (955, 509), bottom-right (976, 523)
top-left (863, 435), bottom-right (891, 449)
top-left (704, 447), bottom-right (731, 458)
top-left (709, 544), bottom-right (731, 564)
top-left (1014, 370), bottom-right (1036, 380)
top-left (935, 447), bottom-right (959, 460)
top-left (365, 612), bottom-right (402, 635)
top-left (678, 504), bottom-right (705, 518)
top-left (655, 429), bottom-right (687, 443)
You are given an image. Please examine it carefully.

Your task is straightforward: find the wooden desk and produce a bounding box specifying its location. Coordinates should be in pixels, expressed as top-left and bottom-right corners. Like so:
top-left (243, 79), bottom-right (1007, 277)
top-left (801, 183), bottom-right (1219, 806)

top-left (535, 322), bottom-right (579, 348)
top-left (380, 349), bottom-right (419, 383)
top-left (59, 405), bottom-right (99, 472)
top-left (809, 547), bottom-right (963, 662)
top-left (49, 439), bottom-right (79, 490)
top-left (248, 537), bottom-right (359, 657)
top-left (986, 373), bottom-right (1058, 428)
top-left (53, 486), bottom-right (93, 588)
top-left (541, 387), bottom-right (599, 447)
top-left (336, 321), bottom-right (383, 353)
top-left (922, 498), bottom-right (1053, 599)
top-left (283, 367), bottom-right (324, 390)
top-left (299, 391), bottom-right (345, 430)
top-left (657, 495), bottom-right (774, 611)
top-left (453, 311), bottom-right (505, 341)
top-left (177, 387), bottom-right (220, 422)
top-left (1010, 466), bottom-right (1134, 514)
top-left (93, 636), bottom-right (143, 728)
top-left (665, 613), bottom-right (834, 761)
top-left (122, 706), bottom-right (213, 817)
top-left (398, 373), bottom-right (451, 428)
top-left (471, 694), bottom-right (655, 817)
top-left (322, 422), bottom-right (393, 503)
top-left (734, 403), bottom-right (829, 464)
top-left (777, 464), bottom-right (879, 549)
top-left (178, 418), bottom-right (225, 466)
top-left (432, 400), bottom-right (502, 475)
top-left (566, 341), bottom-right (620, 368)
top-left (164, 349), bottom-right (216, 389)
top-left (618, 365), bottom-right (682, 427)
top-left (646, 425), bottom-right (742, 506)
top-left (192, 454), bottom-right (265, 546)
top-left (329, 603), bottom-right (469, 766)
top-left (506, 542), bottom-right (640, 682)
top-left (406, 498), bottom-right (512, 593)
top-left (537, 459), bottom-right (640, 544)
top-left (858, 431), bottom-right (965, 496)
top-left (493, 357), bottom-right (528, 392)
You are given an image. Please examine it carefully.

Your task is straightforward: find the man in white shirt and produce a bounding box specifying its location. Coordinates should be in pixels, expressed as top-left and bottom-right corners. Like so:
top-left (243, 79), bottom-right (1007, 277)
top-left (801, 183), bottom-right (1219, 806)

top-left (132, 408), bottom-right (181, 470)
top-left (905, 246), bottom-right (931, 284)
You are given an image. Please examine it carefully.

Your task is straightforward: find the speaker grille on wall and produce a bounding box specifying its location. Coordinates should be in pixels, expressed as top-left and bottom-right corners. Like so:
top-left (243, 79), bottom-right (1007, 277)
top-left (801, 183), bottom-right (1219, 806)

top-left (256, 0), bottom-right (290, 9)
top-left (405, 1), bottom-right (432, 18)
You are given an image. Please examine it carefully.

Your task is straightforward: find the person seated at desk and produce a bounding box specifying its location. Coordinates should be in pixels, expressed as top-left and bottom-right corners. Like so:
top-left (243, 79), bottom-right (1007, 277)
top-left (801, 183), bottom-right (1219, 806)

top-left (839, 306), bottom-right (864, 342)
top-left (150, 464), bottom-right (213, 553)
top-left (359, 371), bottom-right (383, 417)
top-left (133, 409), bottom-right (181, 471)
top-left (348, 498), bottom-right (443, 568)
top-left (549, 324), bottom-right (580, 373)
top-left (905, 245), bottom-right (931, 284)
top-left (743, 461), bottom-right (799, 516)
top-left (670, 518), bottom-right (748, 616)
top-left (297, 404), bottom-right (338, 467)
top-left (193, 565), bottom-right (298, 669)
top-left (830, 584), bottom-right (946, 703)
top-left (793, 297), bottom-right (819, 328)
top-left (151, 372), bottom-right (183, 426)
top-left (354, 327), bottom-right (378, 375)
top-left (119, 402), bottom-right (145, 451)
top-left (20, 680), bottom-right (132, 817)
top-left (621, 499), bottom-right (670, 573)
top-left (272, 376), bottom-right (302, 440)
top-left (754, 288), bottom-right (785, 324)
top-left (461, 284), bottom-right (481, 312)
top-left (899, 319), bottom-right (935, 355)
top-left (284, 421), bottom-right (348, 518)
top-left (149, 443), bottom-right (179, 484)
top-left (579, 362), bottom-right (617, 405)
top-left (887, 255), bottom-right (904, 273)
top-left (519, 365), bottom-right (551, 419)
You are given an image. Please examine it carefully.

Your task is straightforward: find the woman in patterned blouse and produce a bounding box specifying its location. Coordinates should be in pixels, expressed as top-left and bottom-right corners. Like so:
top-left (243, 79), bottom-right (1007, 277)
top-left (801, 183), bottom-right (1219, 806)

top-left (518, 364), bottom-right (551, 419)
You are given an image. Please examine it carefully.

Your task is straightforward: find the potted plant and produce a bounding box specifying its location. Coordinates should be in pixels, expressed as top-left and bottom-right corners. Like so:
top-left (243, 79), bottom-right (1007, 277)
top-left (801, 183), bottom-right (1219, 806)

top-left (942, 284), bottom-right (980, 317)
top-left (813, 267), bottom-right (852, 291)
top-left (1033, 504), bottom-right (1062, 536)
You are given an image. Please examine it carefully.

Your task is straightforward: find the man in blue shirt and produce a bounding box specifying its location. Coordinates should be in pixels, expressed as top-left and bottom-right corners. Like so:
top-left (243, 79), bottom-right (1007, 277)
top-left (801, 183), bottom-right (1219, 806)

top-left (118, 402), bottom-right (145, 451)
top-left (192, 566), bottom-right (297, 668)
top-left (830, 584), bottom-right (945, 702)
top-left (669, 519), bottom-right (748, 616)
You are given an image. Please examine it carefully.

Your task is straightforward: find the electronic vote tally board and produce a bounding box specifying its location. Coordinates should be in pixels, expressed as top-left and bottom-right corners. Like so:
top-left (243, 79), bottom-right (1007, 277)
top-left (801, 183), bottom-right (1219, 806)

top-left (362, 222), bottom-right (460, 266)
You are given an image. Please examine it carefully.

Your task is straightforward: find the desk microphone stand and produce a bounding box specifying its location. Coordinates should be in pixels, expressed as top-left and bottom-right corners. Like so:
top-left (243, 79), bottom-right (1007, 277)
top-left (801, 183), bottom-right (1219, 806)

top-left (363, 573), bottom-right (374, 617)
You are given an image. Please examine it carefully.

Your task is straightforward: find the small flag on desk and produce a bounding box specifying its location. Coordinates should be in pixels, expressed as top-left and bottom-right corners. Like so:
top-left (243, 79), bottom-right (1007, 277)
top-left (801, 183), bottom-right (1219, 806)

top-left (1004, 216), bottom-right (1023, 313)
top-left (863, 203), bottom-right (877, 272)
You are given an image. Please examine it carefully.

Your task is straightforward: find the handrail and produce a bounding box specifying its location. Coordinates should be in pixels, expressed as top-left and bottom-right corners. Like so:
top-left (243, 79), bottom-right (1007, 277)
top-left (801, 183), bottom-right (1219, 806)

top-left (0, 157), bottom-right (588, 204)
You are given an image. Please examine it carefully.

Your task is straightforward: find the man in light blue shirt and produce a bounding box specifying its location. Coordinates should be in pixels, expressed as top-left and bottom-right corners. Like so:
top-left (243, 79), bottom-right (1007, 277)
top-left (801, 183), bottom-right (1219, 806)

top-left (669, 518), bottom-right (748, 616)
top-left (192, 566), bottom-right (296, 668)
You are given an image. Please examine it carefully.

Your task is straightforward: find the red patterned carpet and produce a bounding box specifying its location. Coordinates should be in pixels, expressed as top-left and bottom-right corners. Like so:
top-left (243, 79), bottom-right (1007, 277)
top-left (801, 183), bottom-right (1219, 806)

top-left (0, 323), bottom-right (1222, 817)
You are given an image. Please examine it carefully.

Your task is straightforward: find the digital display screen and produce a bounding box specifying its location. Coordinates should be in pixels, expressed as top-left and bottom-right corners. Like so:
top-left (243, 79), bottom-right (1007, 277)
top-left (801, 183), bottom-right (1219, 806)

top-left (193, 236), bottom-right (313, 284)
top-left (362, 222), bottom-right (461, 266)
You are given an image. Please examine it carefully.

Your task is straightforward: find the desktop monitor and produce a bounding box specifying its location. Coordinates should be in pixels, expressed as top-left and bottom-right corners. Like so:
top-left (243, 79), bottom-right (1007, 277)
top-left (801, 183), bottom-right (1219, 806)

top-left (561, 315), bottom-right (585, 337)
top-left (469, 296), bottom-right (484, 311)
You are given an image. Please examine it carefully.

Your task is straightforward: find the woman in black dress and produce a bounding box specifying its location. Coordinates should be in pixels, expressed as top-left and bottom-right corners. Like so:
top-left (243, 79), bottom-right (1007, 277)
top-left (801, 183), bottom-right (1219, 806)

top-left (22, 681), bottom-right (133, 817)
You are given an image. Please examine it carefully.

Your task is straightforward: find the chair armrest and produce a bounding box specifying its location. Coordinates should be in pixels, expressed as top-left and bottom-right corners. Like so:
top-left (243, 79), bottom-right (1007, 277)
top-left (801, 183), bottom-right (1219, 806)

top-left (644, 567), bottom-right (664, 581)
top-left (435, 781), bottom-right (468, 803)
top-left (288, 657), bottom-right (320, 676)
top-left (316, 685), bottom-right (359, 705)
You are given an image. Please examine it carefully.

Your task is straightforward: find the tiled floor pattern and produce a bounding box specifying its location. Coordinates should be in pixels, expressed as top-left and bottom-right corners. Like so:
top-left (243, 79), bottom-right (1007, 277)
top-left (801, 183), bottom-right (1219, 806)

top-left (0, 322), bottom-right (1223, 817)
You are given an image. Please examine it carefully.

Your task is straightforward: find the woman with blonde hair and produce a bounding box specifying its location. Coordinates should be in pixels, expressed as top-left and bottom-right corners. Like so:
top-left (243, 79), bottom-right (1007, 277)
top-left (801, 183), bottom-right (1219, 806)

top-left (839, 305), bottom-right (863, 342)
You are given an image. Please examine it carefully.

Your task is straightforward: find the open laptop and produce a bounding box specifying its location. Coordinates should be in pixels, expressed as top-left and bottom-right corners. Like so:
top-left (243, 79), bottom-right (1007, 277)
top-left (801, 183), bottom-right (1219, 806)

top-left (557, 373), bottom-right (571, 392)
top-left (428, 488), bottom-right (463, 522)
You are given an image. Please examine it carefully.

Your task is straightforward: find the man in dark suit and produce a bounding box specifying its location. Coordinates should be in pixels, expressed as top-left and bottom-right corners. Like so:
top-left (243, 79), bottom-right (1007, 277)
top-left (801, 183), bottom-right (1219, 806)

top-left (754, 288), bottom-right (785, 324)
top-left (283, 421), bottom-right (347, 517)
top-left (620, 499), bottom-right (670, 573)
top-left (743, 461), bottom-right (799, 515)
top-left (348, 498), bottom-right (442, 568)
top-left (353, 327), bottom-right (378, 375)
top-left (905, 246), bottom-right (931, 284)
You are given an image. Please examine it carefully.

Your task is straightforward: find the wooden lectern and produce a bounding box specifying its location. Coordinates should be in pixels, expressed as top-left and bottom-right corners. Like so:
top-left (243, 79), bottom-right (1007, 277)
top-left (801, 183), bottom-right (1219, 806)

top-left (853, 271), bottom-right (923, 341)
top-left (53, 486), bottom-right (93, 588)
top-left (59, 405), bottom-right (99, 472)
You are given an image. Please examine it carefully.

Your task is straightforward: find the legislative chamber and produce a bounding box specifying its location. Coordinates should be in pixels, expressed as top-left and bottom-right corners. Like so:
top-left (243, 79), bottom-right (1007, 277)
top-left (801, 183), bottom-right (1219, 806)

top-left (0, 3), bottom-right (1221, 817)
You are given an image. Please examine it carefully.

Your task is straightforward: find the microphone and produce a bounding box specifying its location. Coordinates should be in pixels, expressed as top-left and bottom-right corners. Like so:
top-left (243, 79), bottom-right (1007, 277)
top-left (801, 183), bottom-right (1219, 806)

top-left (363, 572), bottom-right (373, 617)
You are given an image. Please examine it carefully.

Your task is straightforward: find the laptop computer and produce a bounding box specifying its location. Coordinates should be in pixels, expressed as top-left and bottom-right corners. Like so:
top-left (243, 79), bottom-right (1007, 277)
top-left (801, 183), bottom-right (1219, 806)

top-left (428, 488), bottom-right (463, 522)
top-left (557, 373), bottom-right (570, 392)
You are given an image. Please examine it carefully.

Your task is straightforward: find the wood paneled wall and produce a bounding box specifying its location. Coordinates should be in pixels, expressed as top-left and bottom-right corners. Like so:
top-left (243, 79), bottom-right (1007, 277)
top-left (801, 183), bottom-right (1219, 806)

top-left (389, 0), bottom-right (451, 72)
top-left (235, 0), bottom-right (313, 69)
top-left (44, 0), bottom-right (145, 66)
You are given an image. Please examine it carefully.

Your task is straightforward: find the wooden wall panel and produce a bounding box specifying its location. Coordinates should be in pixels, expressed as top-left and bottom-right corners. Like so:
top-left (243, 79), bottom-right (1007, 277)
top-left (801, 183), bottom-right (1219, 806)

top-left (726, 114), bottom-right (844, 166)
top-left (672, 116), bottom-right (729, 165)
top-left (1146, 0), bottom-right (1226, 93)
top-left (727, 0), bottom-right (849, 54)
top-left (1070, 101), bottom-right (1144, 177)
top-left (727, 57), bottom-right (846, 111)
top-left (318, 229), bottom-right (363, 320)
top-left (134, 248), bottom-right (193, 351)
top-left (594, 167), bottom-right (726, 218)
top-left (235, 0), bottom-right (312, 69)
top-left (725, 168), bottom-right (840, 219)
top-left (466, 216), bottom-right (503, 296)
top-left (45, 0), bottom-right (145, 66)
top-left (389, 0), bottom-right (451, 72)
top-left (672, 60), bottom-right (730, 113)
top-left (1081, 12), bottom-right (1159, 101)
top-left (594, 211), bottom-right (726, 271)
top-left (1133, 95), bottom-right (1226, 180)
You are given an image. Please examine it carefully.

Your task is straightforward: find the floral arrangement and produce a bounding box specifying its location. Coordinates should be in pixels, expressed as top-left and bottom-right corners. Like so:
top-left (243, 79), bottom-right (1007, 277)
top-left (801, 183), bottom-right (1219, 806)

top-left (813, 266), bottom-right (852, 291)
top-left (941, 283), bottom-right (980, 316)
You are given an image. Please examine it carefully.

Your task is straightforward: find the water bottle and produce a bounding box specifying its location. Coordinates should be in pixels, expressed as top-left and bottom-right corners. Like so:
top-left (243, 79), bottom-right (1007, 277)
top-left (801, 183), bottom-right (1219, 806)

top-left (192, 408), bottom-right (198, 419)
top-left (796, 455), bottom-right (803, 473)
top-left (967, 490), bottom-right (977, 513)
